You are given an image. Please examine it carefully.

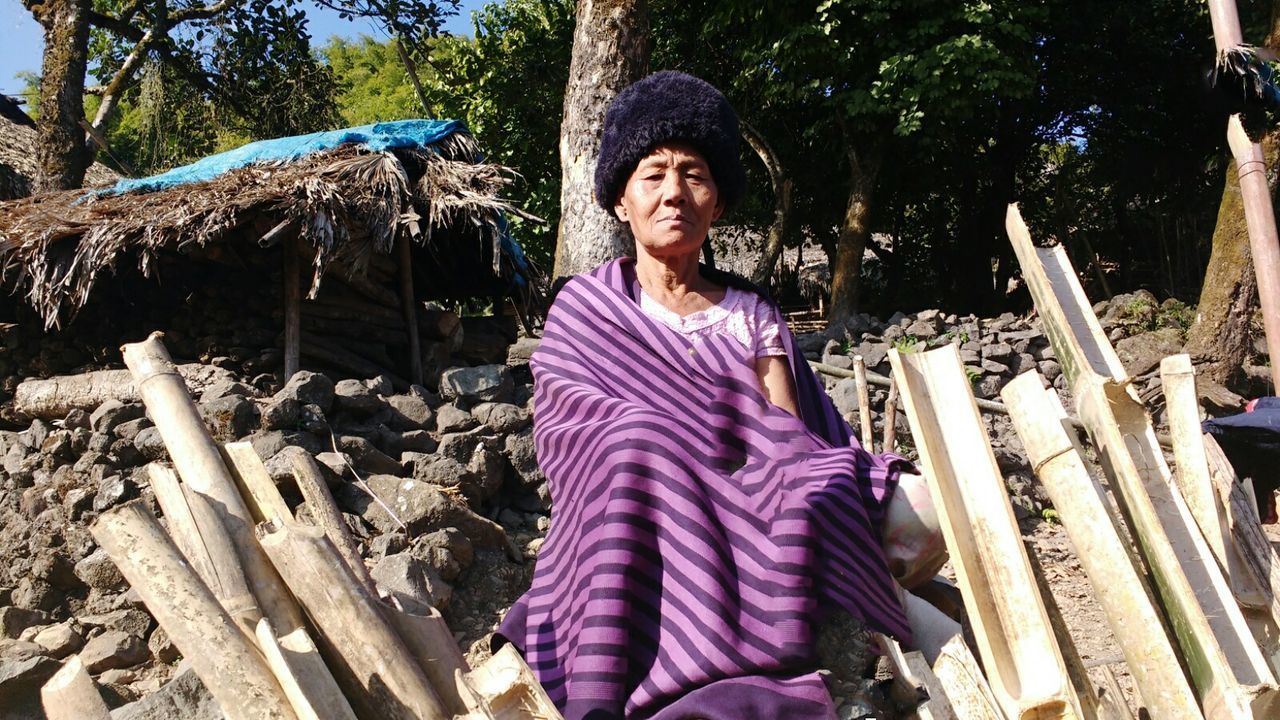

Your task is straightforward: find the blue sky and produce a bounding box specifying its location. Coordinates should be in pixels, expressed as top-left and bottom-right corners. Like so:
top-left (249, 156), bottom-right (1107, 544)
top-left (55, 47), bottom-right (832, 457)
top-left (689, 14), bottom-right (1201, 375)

top-left (0, 0), bottom-right (491, 104)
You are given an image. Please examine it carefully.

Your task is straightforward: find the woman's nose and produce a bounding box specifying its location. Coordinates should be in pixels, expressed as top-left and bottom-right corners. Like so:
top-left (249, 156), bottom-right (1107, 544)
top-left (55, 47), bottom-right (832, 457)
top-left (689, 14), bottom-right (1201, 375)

top-left (659, 171), bottom-right (686, 204)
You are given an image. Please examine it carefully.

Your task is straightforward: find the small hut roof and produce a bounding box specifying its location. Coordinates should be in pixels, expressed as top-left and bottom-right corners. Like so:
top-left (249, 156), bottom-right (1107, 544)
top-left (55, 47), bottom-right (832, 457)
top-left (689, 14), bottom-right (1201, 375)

top-left (0, 120), bottom-right (534, 330)
top-left (0, 95), bottom-right (120, 200)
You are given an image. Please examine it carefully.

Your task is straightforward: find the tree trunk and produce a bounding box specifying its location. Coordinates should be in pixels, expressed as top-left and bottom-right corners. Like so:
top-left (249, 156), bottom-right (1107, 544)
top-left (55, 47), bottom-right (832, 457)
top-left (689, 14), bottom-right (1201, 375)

top-left (827, 141), bottom-right (882, 323)
top-left (551, 0), bottom-right (649, 280)
top-left (744, 121), bottom-right (795, 289)
top-left (30, 0), bottom-right (91, 191)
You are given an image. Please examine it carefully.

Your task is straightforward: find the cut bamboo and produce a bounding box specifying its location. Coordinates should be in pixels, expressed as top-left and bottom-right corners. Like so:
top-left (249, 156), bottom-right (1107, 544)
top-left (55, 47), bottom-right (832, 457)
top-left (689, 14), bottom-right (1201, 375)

top-left (221, 442), bottom-right (294, 527)
top-left (884, 374), bottom-right (900, 453)
top-left (40, 656), bottom-right (110, 720)
top-left (1006, 203), bottom-right (1280, 718)
top-left (287, 448), bottom-right (376, 595)
top-left (877, 632), bottom-right (957, 720)
top-left (255, 618), bottom-right (358, 720)
top-left (122, 333), bottom-right (304, 635)
top-left (1096, 666), bottom-right (1136, 720)
top-left (1001, 371), bottom-right (1201, 720)
top-left (929, 636), bottom-right (1005, 720)
top-left (386, 604), bottom-right (472, 716)
top-left (890, 344), bottom-right (1077, 720)
top-left (145, 463), bottom-right (218, 591)
top-left (257, 521), bottom-right (449, 720)
top-left (91, 501), bottom-right (297, 720)
top-left (456, 644), bottom-right (563, 720)
top-left (853, 355), bottom-right (874, 450)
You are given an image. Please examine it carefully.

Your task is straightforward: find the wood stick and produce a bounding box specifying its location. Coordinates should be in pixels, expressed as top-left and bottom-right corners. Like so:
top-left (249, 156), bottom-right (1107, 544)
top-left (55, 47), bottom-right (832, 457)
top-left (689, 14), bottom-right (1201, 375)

top-left (257, 521), bottom-right (449, 720)
top-left (929, 636), bottom-right (1004, 720)
top-left (285, 235), bottom-right (302, 381)
top-left (91, 502), bottom-right (297, 720)
top-left (286, 448), bottom-right (376, 595)
top-left (876, 632), bottom-right (956, 720)
top-left (385, 605), bottom-right (471, 717)
top-left (122, 333), bottom-right (304, 635)
top-left (221, 442), bottom-right (294, 527)
top-left (398, 236), bottom-right (424, 386)
top-left (1007, 203), bottom-right (1279, 717)
top-left (301, 315), bottom-right (410, 346)
top-left (853, 355), bottom-right (875, 450)
top-left (255, 618), bottom-right (358, 720)
top-left (14, 364), bottom-right (233, 419)
top-left (884, 374), bottom-right (899, 453)
top-left (890, 345), bottom-right (1078, 720)
top-left (145, 464), bottom-right (219, 592)
top-left (457, 644), bottom-right (562, 720)
top-left (1097, 666), bottom-right (1137, 720)
top-left (1002, 372), bottom-right (1202, 720)
top-left (326, 267), bottom-right (401, 309)
top-left (40, 656), bottom-right (110, 720)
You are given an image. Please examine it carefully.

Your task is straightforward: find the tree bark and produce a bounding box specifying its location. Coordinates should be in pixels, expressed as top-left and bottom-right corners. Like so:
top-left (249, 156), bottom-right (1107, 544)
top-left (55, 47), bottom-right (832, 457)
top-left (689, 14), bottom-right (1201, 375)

top-left (827, 140), bottom-right (882, 323)
top-left (744, 121), bottom-right (794, 289)
top-left (551, 0), bottom-right (649, 279)
top-left (29, 0), bottom-right (92, 191)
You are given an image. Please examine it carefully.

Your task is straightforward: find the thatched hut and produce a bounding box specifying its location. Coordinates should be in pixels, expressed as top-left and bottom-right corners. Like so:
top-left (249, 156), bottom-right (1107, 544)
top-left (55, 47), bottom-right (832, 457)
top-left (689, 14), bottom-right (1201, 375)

top-left (0, 94), bottom-right (120, 200)
top-left (0, 120), bottom-right (536, 389)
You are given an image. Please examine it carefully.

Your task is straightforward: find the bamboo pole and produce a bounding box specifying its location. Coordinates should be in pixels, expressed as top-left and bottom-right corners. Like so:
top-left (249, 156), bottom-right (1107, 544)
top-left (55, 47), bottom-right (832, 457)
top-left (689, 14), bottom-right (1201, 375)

top-left (884, 374), bottom-right (900, 453)
top-left (285, 235), bottom-right (302, 381)
top-left (286, 448), bottom-right (376, 595)
top-left (1006, 204), bottom-right (1280, 718)
top-left (1002, 371), bottom-right (1202, 720)
top-left (257, 521), bottom-right (450, 720)
top-left (91, 502), bottom-right (297, 720)
top-left (40, 657), bottom-right (110, 720)
top-left (456, 644), bottom-right (563, 720)
top-left (876, 632), bottom-right (957, 720)
top-left (890, 345), bottom-right (1078, 720)
top-left (1097, 666), bottom-right (1136, 720)
top-left (122, 333), bottom-right (305, 634)
top-left (385, 606), bottom-right (471, 717)
top-left (398, 236), bottom-right (424, 386)
top-left (255, 618), bottom-right (358, 720)
top-left (221, 442), bottom-right (294, 527)
top-left (145, 464), bottom-right (219, 591)
top-left (929, 636), bottom-right (1004, 720)
top-left (1207, 0), bottom-right (1280, 387)
top-left (852, 355), bottom-right (874, 450)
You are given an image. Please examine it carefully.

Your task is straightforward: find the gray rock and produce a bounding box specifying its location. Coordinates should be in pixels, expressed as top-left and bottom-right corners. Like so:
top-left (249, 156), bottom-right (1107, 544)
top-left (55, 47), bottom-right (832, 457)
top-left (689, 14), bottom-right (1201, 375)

top-left (347, 475), bottom-right (509, 548)
top-left (399, 430), bottom-right (437, 454)
top-left (436, 404), bottom-right (479, 434)
top-left (93, 474), bottom-right (136, 512)
top-left (111, 668), bottom-right (223, 720)
top-left (386, 394), bottom-right (434, 431)
top-left (0, 640), bottom-right (58, 711)
top-left (974, 374), bottom-right (1006, 400)
top-left (1115, 327), bottom-right (1184, 377)
top-left (80, 630), bottom-right (149, 673)
top-left (199, 380), bottom-right (257, 403)
top-left (336, 435), bottom-right (402, 475)
top-left (275, 371), bottom-right (335, 413)
top-left (413, 455), bottom-right (478, 496)
top-left (32, 622), bottom-right (82, 658)
top-left (980, 359), bottom-right (1010, 376)
top-left (851, 341), bottom-right (889, 370)
top-left (92, 401), bottom-right (146, 436)
top-left (906, 317), bottom-right (940, 339)
top-left (79, 609), bottom-right (153, 640)
top-left (981, 341), bottom-right (1015, 364)
top-left (111, 417), bottom-right (153, 443)
top-left (471, 402), bottom-right (530, 434)
top-left (436, 433), bottom-right (481, 465)
top-left (315, 452), bottom-right (350, 478)
top-left (0, 608), bottom-right (48, 640)
top-left (132, 427), bottom-right (168, 461)
top-left (258, 397), bottom-right (301, 431)
top-left (828, 378), bottom-right (861, 420)
top-left (370, 533), bottom-right (409, 561)
top-left (75, 548), bottom-right (126, 591)
top-left (440, 365), bottom-right (514, 405)
top-left (371, 552), bottom-right (451, 612)
top-left (503, 429), bottom-right (543, 488)
top-left (147, 627), bottom-right (179, 664)
top-left (820, 353), bottom-right (853, 370)
top-left (507, 337), bottom-right (541, 364)
top-left (63, 408), bottom-right (91, 430)
top-left (199, 395), bottom-right (258, 442)
top-left (1039, 359), bottom-right (1062, 382)
top-left (887, 311), bottom-right (909, 326)
top-left (334, 379), bottom-right (387, 417)
top-left (411, 528), bottom-right (474, 581)
top-left (467, 444), bottom-right (505, 502)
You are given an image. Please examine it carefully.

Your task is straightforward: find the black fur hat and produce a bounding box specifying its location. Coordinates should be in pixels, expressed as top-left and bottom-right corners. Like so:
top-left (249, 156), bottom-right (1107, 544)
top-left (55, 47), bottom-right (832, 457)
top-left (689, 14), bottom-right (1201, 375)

top-left (594, 71), bottom-right (746, 217)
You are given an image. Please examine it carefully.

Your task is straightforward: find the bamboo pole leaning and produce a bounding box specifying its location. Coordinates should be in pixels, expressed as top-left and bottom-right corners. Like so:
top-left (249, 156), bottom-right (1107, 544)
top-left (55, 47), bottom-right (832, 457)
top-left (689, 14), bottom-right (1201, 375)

top-left (890, 344), bottom-right (1080, 719)
top-left (929, 636), bottom-right (1005, 720)
top-left (853, 355), bottom-right (875, 450)
top-left (40, 657), bottom-right (111, 720)
top-left (1002, 371), bottom-right (1202, 719)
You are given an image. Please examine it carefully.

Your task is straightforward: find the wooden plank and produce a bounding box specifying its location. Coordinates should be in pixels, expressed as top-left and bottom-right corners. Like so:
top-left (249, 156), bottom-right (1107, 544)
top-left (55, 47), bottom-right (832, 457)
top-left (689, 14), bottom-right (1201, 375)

top-left (929, 636), bottom-right (1005, 720)
top-left (1006, 203), bottom-right (1280, 717)
top-left (1001, 372), bottom-right (1201, 719)
top-left (890, 344), bottom-right (1078, 719)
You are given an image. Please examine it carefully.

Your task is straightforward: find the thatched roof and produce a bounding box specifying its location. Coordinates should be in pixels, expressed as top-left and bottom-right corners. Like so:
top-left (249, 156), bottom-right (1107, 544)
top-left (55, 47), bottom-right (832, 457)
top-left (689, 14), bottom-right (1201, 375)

top-left (0, 95), bottom-right (120, 200)
top-left (0, 125), bottom-right (534, 330)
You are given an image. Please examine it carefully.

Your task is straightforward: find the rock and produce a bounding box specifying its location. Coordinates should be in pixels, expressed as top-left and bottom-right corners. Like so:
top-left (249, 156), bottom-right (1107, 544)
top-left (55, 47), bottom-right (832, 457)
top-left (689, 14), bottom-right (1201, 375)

top-left (336, 435), bottom-right (402, 476)
top-left (436, 404), bottom-right (479, 434)
top-left (1115, 327), bottom-right (1184, 377)
top-left (1039, 360), bottom-right (1062, 382)
top-left (980, 359), bottom-right (1010, 376)
top-left (75, 548), bottom-right (127, 591)
top-left (79, 609), bottom-right (153, 640)
top-left (370, 533), bottom-right (409, 561)
top-left (974, 375), bottom-right (1006, 400)
top-left (828, 378), bottom-right (862, 419)
top-left (0, 641), bottom-right (58, 711)
top-left (333, 379), bottom-right (387, 417)
top-left (199, 395), bottom-right (257, 442)
top-left (112, 417), bottom-right (153, 443)
top-left (258, 397), bottom-right (301, 431)
top-left (507, 337), bottom-right (541, 364)
top-left (132, 427), bottom-right (168, 461)
top-left (63, 408), bottom-right (91, 430)
top-left (275, 371), bottom-right (335, 413)
top-left (981, 341), bottom-right (1015, 364)
top-left (437, 433), bottom-right (481, 465)
top-left (315, 452), bottom-right (350, 478)
top-left (386, 394), bottom-right (434, 431)
top-left (32, 622), bottom-right (82, 658)
top-left (371, 552), bottom-right (451, 612)
top-left (147, 627), bottom-right (179, 664)
top-left (199, 380), bottom-right (257, 403)
top-left (399, 430), bottom-right (437, 454)
top-left (91, 400), bottom-right (145, 435)
top-left (411, 528), bottom-right (473, 581)
top-left (0, 607), bottom-right (48, 640)
top-left (470, 402), bottom-right (530, 434)
top-left (503, 429), bottom-right (544, 488)
top-left (905, 317), bottom-right (940, 339)
top-left (345, 475), bottom-right (510, 548)
top-left (111, 667), bottom-right (223, 720)
top-left (79, 630), bottom-right (149, 673)
top-left (440, 365), bottom-right (514, 406)
top-left (851, 341), bottom-right (889, 370)
top-left (93, 474), bottom-right (136, 512)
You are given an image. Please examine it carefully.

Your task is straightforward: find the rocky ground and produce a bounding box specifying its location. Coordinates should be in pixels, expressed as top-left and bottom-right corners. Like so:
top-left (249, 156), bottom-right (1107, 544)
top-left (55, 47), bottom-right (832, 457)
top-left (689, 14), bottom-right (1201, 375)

top-left (0, 289), bottom-right (1236, 719)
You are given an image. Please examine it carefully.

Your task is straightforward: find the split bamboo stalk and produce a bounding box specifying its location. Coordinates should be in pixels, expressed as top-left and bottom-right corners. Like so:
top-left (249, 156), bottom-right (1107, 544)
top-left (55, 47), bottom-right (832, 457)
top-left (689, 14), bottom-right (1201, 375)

top-left (398, 236), bottom-right (424, 386)
top-left (853, 355), bottom-right (874, 450)
top-left (221, 442), bottom-right (294, 527)
top-left (145, 464), bottom-right (219, 591)
top-left (929, 636), bottom-right (1004, 720)
top-left (287, 448), bottom-right (376, 594)
top-left (884, 374), bottom-right (899, 453)
top-left (386, 605), bottom-right (471, 716)
top-left (285, 235), bottom-right (302, 381)
top-left (876, 632), bottom-right (957, 720)
top-left (257, 521), bottom-right (450, 720)
top-left (255, 618), bottom-right (358, 720)
top-left (1006, 203), bottom-right (1280, 718)
top-left (1001, 371), bottom-right (1201, 720)
top-left (122, 332), bottom-right (305, 635)
top-left (890, 345), bottom-right (1078, 720)
top-left (40, 656), bottom-right (110, 720)
top-left (1096, 666), bottom-right (1136, 720)
top-left (91, 501), bottom-right (298, 720)
top-left (456, 644), bottom-right (562, 720)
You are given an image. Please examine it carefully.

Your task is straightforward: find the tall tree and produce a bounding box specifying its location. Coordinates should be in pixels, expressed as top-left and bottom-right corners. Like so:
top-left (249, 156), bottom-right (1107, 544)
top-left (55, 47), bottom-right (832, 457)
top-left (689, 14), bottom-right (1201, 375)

top-left (26, 0), bottom-right (91, 191)
top-left (552, 0), bottom-right (650, 279)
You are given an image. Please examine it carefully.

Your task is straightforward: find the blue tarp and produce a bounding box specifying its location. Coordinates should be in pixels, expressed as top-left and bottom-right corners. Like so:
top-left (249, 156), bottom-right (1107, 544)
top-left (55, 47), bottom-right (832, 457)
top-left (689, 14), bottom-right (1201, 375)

top-left (101, 119), bottom-right (465, 196)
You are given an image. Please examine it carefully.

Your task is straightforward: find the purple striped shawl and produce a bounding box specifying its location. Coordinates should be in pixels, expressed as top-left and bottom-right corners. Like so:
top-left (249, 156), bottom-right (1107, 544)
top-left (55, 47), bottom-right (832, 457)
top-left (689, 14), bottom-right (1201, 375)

top-left (498, 259), bottom-right (912, 719)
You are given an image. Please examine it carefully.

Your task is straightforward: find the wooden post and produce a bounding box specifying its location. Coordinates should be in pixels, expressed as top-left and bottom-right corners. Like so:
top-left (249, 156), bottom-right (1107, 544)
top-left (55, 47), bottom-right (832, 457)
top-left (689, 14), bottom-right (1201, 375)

top-left (890, 345), bottom-right (1079, 720)
top-left (929, 636), bottom-right (1004, 720)
top-left (255, 619), bottom-right (358, 720)
top-left (122, 333), bottom-right (305, 634)
top-left (40, 657), bottom-right (111, 720)
top-left (884, 374), bottom-right (899, 453)
top-left (284, 235), bottom-right (302, 381)
top-left (257, 522), bottom-right (450, 720)
top-left (91, 502), bottom-right (298, 720)
top-left (398, 236), bottom-right (424, 386)
top-left (1007, 204), bottom-right (1280, 717)
top-left (1002, 372), bottom-right (1202, 720)
top-left (852, 355), bottom-right (874, 450)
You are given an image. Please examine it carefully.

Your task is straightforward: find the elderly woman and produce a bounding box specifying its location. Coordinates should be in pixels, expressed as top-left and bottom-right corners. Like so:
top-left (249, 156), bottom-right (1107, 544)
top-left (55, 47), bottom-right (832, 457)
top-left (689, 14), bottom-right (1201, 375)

top-left (497, 71), bottom-right (950, 720)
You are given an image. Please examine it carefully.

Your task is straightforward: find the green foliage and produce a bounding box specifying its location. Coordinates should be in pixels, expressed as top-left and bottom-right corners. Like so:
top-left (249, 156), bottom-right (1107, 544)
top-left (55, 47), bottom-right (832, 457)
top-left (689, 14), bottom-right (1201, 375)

top-left (324, 36), bottom-right (423, 124)
top-left (891, 334), bottom-right (922, 354)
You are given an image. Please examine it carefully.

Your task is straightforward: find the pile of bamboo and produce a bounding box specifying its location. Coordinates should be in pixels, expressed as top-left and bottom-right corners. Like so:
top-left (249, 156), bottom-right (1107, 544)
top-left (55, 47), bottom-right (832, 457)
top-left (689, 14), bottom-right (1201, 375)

top-left (39, 331), bottom-right (560, 720)
top-left (874, 204), bottom-right (1280, 719)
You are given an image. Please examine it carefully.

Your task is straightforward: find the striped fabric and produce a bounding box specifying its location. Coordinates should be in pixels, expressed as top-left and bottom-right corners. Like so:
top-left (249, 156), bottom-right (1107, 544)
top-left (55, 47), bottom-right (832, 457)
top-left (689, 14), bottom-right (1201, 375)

top-left (498, 258), bottom-right (911, 719)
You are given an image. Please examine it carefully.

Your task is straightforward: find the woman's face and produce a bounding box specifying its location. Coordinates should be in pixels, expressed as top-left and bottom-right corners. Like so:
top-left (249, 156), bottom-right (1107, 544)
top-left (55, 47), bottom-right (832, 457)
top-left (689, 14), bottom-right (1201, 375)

top-left (614, 142), bottom-right (724, 260)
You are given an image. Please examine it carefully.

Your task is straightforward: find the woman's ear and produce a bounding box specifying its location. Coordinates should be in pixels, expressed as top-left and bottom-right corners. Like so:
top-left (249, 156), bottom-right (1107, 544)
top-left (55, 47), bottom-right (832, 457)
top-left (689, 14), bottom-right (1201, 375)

top-left (712, 198), bottom-right (726, 222)
top-left (614, 196), bottom-right (630, 222)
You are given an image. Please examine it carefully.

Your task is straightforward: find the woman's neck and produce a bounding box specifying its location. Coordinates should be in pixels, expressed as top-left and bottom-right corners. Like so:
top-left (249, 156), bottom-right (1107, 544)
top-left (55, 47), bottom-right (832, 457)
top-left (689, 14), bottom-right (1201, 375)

top-left (634, 246), bottom-right (724, 315)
